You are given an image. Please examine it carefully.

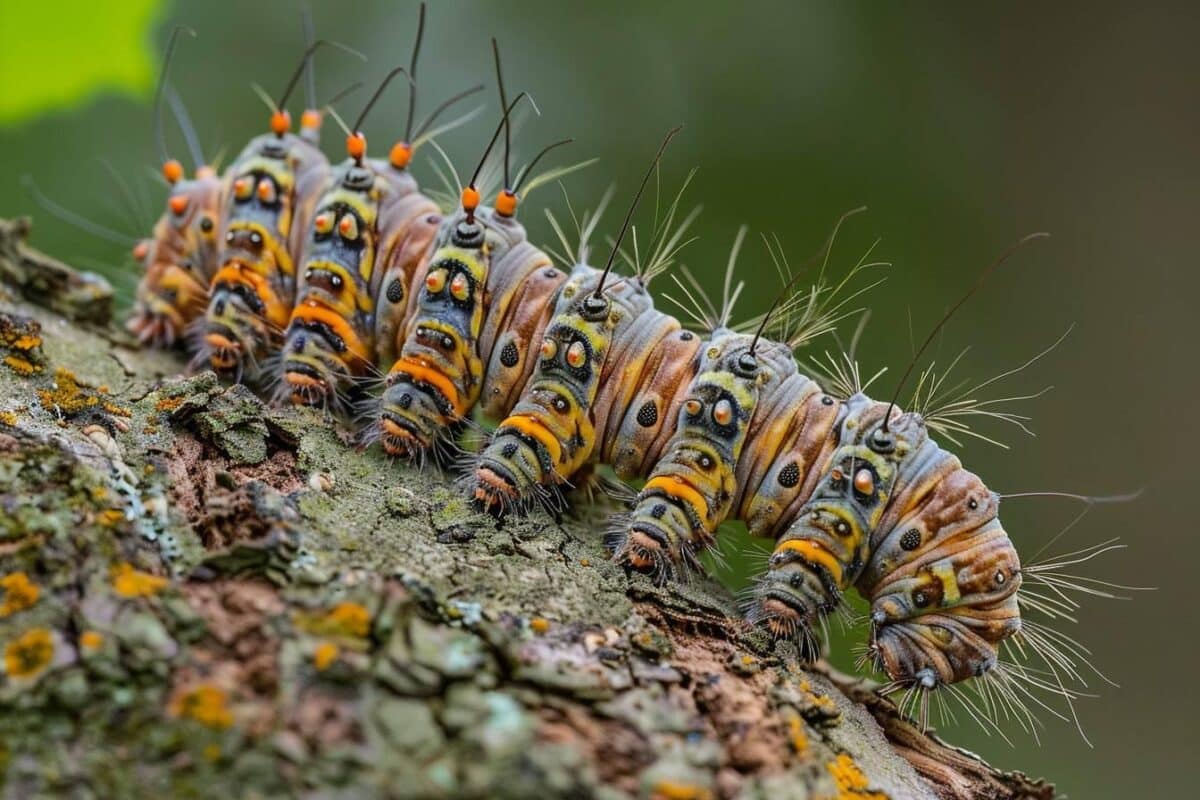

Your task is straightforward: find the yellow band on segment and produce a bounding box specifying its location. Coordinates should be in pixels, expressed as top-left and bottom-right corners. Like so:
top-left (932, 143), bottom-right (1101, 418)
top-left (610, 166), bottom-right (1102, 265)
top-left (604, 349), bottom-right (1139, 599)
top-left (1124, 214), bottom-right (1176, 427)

top-left (213, 263), bottom-right (290, 329)
top-left (775, 539), bottom-right (845, 587)
top-left (390, 357), bottom-right (463, 416)
top-left (499, 414), bottom-right (563, 466)
top-left (932, 561), bottom-right (961, 605)
top-left (644, 476), bottom-right (710, 523)
top-left (292, 300), bottom-right (371, 365)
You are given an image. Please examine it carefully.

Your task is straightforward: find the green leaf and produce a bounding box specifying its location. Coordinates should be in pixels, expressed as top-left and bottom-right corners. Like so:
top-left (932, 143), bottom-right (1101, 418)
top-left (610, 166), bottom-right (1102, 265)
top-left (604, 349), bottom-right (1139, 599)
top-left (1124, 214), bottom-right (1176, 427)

top-left (0, 0), bottom-right (164, 125)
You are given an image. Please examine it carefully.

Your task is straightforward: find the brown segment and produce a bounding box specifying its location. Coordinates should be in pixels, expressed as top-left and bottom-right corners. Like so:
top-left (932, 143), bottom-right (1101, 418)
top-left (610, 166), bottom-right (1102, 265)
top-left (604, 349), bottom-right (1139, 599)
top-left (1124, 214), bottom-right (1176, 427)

top-left (590, 306), bottom-right (680, 464)
top-left (606, 328), bottom-right (702, 476)
top-left (735, 378), bottom-right (846, 539)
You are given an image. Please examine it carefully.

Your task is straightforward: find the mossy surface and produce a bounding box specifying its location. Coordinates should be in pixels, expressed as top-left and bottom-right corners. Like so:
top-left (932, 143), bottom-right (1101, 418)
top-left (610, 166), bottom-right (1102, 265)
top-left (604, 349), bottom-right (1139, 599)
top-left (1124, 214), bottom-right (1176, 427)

top-left (0, 220), bottom-right (1053, 800)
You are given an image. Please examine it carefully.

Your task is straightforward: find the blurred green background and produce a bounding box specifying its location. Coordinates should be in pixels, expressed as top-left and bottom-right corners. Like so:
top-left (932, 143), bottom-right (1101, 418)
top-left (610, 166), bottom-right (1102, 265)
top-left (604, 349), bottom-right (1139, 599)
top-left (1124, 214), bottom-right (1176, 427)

top-left (0, 1), bottom-right (1193, 796)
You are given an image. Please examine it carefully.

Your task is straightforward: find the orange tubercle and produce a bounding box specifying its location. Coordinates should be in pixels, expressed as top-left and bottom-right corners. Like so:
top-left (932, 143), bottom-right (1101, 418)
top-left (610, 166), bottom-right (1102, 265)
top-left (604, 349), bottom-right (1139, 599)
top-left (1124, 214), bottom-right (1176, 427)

top-left (270, 109), bottom-right (291, 135)
top-left (162, 159), bottom-right (184, 184)
top-left (346, 132), bottom-right (367, 160)
top-left (461, 186), bottom-right (480, 214)
top-left (168, 195), bottom-right (189, 215)
top-left (300, 109), bottom-right (321, 130)
top-left (494, 189), bottom-right (518, 217)
top-left (132, 241), bottom-right (149, 261)
top-left (389, 141), bottom-right (413, 169)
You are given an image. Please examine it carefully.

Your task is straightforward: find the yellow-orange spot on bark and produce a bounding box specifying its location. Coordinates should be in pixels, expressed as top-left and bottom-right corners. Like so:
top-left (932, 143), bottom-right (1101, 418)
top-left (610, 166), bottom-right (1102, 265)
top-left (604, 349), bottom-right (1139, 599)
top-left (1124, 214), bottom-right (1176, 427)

top-left (788, 714), bottom-right (808, 754)
top-left (650, 781), bottom-right (713, 800)
top-left (0, 573), bottom-right (39, 617)
top-left (4, 355), bottom-right (40, 376)
top-left (302, 601), bottom-right (371, 638)
top-left (155, 395), bottom-right (185, 412)
top-left (4, 628), bottom-right (54, 678)
top-left (37, 368), bottom-right (129, 417)
top-left (111, 562), bottom-right (168, 598)
top-left (79, 630), bottom-right (104, 652)
top-left (97, 509), bottom-right (125, 527)
top-left (827, 753), bottom-right (888, 800)
top-left (530, 617), bottom-right (551, 635)
top-left (0, 410), bottom-right (17, 426)
top-left (170, 684), bottom-right (234, 729)
top-left (313, 641), bottom-right (339, 671)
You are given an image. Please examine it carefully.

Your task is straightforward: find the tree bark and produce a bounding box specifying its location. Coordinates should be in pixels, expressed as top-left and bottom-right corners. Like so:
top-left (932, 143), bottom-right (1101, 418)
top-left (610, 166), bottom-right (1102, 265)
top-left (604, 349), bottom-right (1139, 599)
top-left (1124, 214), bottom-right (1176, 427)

top-left (0, 217), bottom-right (1053, 799)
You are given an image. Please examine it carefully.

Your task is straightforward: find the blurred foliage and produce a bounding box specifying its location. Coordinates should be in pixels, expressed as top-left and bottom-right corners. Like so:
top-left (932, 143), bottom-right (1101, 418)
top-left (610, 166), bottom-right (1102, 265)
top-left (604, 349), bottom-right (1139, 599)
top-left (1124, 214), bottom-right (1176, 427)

top-left (0, 0), bottom-right (163, 125)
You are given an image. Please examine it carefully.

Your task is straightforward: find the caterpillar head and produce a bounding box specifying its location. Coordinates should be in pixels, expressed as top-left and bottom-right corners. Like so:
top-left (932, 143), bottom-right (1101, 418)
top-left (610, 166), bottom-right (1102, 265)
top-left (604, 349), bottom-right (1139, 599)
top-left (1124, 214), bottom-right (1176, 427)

top-left (472, 265), bottom-right (649, 513)
top-left (612, 330), bottom-right (791, 579)
top-left (379, 205), bottom-right (527, 459)
top-left (861, 462), bottom-right (1022, 688)
top-left (128, 170), bottom-right (222, 347)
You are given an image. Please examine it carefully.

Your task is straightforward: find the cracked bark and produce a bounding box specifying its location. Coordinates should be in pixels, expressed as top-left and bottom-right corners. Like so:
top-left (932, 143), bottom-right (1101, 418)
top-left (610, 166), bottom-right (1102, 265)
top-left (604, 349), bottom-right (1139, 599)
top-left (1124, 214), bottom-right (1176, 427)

top-left (0, 217), bottom-right (1053, 799)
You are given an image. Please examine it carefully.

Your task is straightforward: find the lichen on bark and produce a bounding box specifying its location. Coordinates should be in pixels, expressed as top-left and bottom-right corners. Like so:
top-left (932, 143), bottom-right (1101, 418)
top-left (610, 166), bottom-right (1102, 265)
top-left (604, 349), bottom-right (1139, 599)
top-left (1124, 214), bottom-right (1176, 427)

top-left (0, 217), bottom-right (1054, 799)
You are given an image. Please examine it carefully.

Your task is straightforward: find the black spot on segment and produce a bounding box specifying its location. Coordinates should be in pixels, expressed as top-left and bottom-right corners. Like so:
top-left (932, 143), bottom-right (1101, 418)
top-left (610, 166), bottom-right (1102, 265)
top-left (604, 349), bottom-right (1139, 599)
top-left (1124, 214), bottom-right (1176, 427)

top-left (501, 442), bottom-right (518, 459)
top-left (500, 341), bottom-right (519, 367)
top-left (386, 278), bottom-right (405, 304)
top-left (680, 331), bottom-right (694, 341)
top-left (777, 462), bottom-right (800, 488)
top-left (651, 503), bottom-right (667, 519)
top-left (900, 528), bottom-right (921, 551)
top-left (636, 400), bottom-right (658, 427)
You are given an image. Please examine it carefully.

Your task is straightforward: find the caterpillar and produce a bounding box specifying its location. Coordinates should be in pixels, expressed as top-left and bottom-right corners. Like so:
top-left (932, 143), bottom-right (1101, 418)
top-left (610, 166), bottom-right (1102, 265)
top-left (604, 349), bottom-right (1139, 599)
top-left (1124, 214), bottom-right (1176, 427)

top-left (121, 24), bottom-right (355, 357)
top-left (100, 9), bottom-right (1126, 739)
top-left (371, 41), bottom-right (581, 465)
top-left (601, 230), bottom-right (1114, 734)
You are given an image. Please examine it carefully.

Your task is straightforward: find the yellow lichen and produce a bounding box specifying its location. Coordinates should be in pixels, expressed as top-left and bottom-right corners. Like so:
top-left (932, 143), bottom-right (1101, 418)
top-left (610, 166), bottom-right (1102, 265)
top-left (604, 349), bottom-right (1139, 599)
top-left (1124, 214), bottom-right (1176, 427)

top-left (530, 617), bottom-right (551, 635)
top-left (155, 395), bottom-right (185, 413)
top-left (111, 562), bottom-right (169, 598)
top-left (79, 630), bottom-right (104, 652)
top-left (8, 333), bottom-right (41, 351)
top-left (203, 744), bottom-right (222, 763)
top-left (37, 367), bottom-right (129, 417)
top-left (313, 641), bottom-right (339, 671)
top-left (97, 509), bottom-right (126, 527)
top-left (827, 753), bottom-right (889, 800)
top-left (170, 684), bottom-right (234, 729)
top-left (788, 713), bottom-right (809, 755)
top-left (3, 628), bottom-right (54, 679)
top-left (0, 410), bottom-right (17, 426)
top-left (3, 354), bottom-right (40, 376)
top-left (305, 601), bottom-right (371, 638)
top-left (650, 781), bottom-right (713, 800)
top-left (0, 572), bottom-right (39, 617)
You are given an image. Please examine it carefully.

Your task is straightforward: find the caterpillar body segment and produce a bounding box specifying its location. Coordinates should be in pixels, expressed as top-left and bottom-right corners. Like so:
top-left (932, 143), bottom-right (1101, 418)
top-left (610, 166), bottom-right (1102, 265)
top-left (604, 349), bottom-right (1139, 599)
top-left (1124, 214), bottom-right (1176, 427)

top-left (279, 153), bottom-right (440, 410)
top-left (472, 267), bottom-right (688, 513)
top-left (128, 167), bottom-right (224, 346)
top-left (749, 396), bottom-right (913, 631)
top-left (377, 201), bottom-right (561, 459)
top-left (613, 330), bottom-right (799, 576)
top-left (857, 447), bottom-right (1021, 687)
top-left (201, 128), bottom-right (331, 380)
top-left (474, 237), bottom-right (568, 420)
